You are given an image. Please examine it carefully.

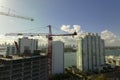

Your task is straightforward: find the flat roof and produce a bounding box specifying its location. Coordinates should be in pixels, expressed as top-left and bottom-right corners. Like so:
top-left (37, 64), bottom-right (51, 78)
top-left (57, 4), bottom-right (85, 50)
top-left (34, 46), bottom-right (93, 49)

top-left (0, 54), bottom-right (47, 61)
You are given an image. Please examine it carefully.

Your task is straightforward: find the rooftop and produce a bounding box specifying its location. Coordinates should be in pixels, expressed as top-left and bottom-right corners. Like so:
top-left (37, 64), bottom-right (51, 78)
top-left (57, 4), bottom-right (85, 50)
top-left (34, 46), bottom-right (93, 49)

top-left (0, 53), bottom-right (47, 61)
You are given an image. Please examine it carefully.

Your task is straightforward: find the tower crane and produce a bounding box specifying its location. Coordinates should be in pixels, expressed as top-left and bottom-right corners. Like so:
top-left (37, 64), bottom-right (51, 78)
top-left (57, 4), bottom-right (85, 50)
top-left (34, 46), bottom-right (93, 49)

top-left (46, 25), bottom-right (77, 77)
top-left (0, 6), bottom-right (34, 21)
top-left (5, 25), bottom-right (77, 79)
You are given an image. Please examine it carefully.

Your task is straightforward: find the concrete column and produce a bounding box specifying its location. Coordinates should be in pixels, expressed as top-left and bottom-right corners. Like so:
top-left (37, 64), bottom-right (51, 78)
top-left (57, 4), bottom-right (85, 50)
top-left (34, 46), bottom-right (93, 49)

top-left (77, 38), bottom-right (83, 71)
top-left (83, 37), bottom-right (88, 71)
top-left (88, 34), bottom-right (92, 71)
top-left (95, 34), bottom-right (100, 67)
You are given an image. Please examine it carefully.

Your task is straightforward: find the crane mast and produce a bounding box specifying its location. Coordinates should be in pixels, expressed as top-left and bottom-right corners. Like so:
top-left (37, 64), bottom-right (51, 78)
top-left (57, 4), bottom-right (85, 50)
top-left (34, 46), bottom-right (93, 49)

top-left (47, 25), bottom-right (53, 76)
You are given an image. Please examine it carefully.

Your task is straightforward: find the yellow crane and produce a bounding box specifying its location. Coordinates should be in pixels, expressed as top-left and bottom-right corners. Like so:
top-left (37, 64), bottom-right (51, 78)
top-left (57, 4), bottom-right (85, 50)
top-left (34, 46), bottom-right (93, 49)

top-left (0, 6), bottom-right (34, 21)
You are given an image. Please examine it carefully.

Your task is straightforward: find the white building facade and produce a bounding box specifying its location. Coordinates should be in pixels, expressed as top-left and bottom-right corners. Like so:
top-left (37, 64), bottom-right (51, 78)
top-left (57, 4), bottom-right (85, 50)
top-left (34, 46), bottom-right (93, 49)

top-left (52, 41), bottom-right (64, 74)
top-left (77, 33), bottom-right (105, 72)
top-left (6, 37), bottom-right (38, 55)
top-left (18, 37), bottom-right (38, 54)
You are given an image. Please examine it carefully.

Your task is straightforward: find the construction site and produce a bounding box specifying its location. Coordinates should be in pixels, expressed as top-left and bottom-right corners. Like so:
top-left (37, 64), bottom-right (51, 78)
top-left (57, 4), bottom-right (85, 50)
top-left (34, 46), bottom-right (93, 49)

top-left (1, 0), bottom-right (120, 80)
top-left (0, 6), bottom-right (77, 80)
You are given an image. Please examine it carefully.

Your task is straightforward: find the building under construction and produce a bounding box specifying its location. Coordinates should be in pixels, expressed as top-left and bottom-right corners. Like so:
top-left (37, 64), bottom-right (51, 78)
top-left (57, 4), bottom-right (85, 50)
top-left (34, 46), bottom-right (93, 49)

top-left (0, 54), bottom-right (48, 80)
top-left (0, 37), bottom-right (48, 80)
top-left (5, 25), bottom-right (77, 77)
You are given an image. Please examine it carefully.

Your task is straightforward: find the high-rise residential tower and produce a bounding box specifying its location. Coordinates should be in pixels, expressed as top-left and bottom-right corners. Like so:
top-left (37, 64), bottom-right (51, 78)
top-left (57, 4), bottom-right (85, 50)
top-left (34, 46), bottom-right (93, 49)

top-left (77, 33), bottom-right (105, 72)
top-left (52, 41), bottom-right (64, 74)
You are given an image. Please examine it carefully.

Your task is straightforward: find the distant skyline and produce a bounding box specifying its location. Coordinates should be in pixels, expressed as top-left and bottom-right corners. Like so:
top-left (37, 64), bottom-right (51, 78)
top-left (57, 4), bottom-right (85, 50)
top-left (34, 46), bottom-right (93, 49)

top-left (0, 0), bottom-right (120, 46)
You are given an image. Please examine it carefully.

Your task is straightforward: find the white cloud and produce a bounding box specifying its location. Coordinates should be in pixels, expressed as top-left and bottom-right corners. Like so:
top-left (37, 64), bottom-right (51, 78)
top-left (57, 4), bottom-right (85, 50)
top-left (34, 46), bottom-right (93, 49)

top-left (101, 30), bottom-right (120, 46)
top-left (60, 25), bottom-right (70, 33)
top-left (0, 34), bottom-right (21, 44)
top-left (59, 25), bottom-right (84, 44)
top-left (60, 25), bottom-right (81, 33)
top-left (1, 25), bottom-right (120, 47)
top-left (0, 25), bottom-right (82, 45)
top-left (0, 34), bottom-right (5, 38)
top-left (53, 36), bottom-right (75, 45)
top-left (60, 24), bottom-right (84, 38)
top-left (73, 25), bottom-right (81, 32)
top-left (60, 26), bottom-right (120, 46)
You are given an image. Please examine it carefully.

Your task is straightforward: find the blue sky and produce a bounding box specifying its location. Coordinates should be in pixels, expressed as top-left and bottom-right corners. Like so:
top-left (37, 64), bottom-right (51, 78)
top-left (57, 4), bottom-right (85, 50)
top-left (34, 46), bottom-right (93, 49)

top-left (0, 0), bottom-right (120, 35)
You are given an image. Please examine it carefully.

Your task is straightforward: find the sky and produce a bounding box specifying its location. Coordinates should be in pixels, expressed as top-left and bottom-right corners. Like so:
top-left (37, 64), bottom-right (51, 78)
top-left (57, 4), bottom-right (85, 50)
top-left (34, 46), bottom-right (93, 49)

top-left (0, 0), bottom-right (120, 46)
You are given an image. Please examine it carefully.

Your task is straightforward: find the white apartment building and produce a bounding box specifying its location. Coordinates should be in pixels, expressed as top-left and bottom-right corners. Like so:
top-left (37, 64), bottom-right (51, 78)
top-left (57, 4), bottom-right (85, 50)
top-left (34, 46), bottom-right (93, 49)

top-left (18, 37), bottom-right (38, 54)
top-left (52, 41), bottom-right (64, 74)
top-left (6, 37), bottom-right (38, 55)
top-left (77, 33), bottom-right (105, 72)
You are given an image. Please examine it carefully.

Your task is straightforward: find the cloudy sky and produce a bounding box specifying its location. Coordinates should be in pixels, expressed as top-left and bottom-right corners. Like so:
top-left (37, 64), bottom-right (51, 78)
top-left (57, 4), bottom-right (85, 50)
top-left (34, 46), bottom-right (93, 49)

top-left (0, 0), bottom-right (120, 46)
